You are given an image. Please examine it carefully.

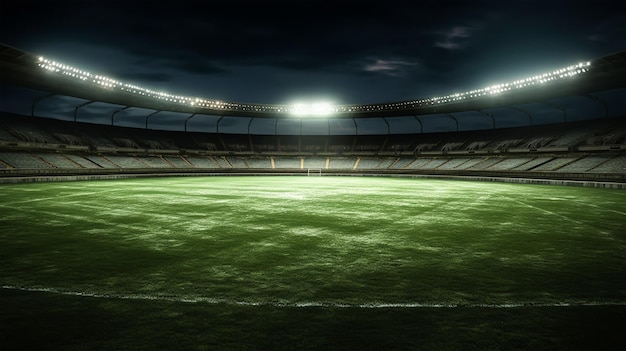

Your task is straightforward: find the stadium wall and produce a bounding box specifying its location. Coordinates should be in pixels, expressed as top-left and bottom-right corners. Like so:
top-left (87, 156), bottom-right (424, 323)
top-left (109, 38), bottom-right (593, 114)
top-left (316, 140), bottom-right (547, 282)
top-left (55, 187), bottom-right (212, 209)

top-left (0, 170), bottom-right (624, 189)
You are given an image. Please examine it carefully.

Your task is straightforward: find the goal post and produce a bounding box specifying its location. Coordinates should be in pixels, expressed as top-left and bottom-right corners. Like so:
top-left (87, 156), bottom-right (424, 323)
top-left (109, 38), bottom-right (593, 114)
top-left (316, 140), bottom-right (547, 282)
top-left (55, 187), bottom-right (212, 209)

top-left (307, 168), bottom-right (322, 176)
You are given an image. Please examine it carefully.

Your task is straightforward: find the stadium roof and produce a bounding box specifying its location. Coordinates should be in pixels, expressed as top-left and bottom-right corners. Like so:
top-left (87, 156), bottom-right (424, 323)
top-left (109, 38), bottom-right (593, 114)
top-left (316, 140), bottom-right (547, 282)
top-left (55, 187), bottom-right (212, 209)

top-left (1, 43), bottom-right (625, 119)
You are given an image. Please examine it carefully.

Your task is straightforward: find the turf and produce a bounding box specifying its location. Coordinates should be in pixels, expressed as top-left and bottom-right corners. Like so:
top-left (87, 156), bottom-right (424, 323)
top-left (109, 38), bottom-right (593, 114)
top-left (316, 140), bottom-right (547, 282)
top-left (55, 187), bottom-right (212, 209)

top-left (1, 176), bottom-right (625, 350)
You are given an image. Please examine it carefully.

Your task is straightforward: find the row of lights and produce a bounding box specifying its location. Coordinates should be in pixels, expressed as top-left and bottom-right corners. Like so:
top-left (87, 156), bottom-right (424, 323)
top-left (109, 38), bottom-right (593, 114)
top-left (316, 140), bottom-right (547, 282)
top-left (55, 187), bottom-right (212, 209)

top-left (38, 57), bottom-right (238, 109)
top-left (37, 56), bottom-right (591, 116)
top-left (340, 62), bottom-right (591, 113)
top-left (38, 56), bottom-right (302, 114)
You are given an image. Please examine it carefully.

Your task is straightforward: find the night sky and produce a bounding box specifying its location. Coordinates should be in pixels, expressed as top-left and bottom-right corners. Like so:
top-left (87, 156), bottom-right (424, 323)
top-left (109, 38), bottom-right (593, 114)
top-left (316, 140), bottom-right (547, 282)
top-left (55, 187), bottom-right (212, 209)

top-left (2, 0), bottom-right (625, 107)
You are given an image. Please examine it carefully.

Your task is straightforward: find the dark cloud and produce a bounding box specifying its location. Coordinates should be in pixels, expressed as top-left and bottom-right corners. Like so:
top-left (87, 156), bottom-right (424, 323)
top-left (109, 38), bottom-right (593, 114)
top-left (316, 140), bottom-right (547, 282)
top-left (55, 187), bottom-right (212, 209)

top-left (362, 59), bottom-right (418, 77)
top-left (434, 24), bottom-right (483, 51)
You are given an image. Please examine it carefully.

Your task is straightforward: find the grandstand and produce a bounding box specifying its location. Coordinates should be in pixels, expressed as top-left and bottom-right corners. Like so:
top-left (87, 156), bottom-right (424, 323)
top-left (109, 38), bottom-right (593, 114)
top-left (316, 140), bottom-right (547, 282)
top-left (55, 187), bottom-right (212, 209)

top-left (0, 112), bottom-right (624, 184)
top-left (0, 43), bottom-right (625, 185)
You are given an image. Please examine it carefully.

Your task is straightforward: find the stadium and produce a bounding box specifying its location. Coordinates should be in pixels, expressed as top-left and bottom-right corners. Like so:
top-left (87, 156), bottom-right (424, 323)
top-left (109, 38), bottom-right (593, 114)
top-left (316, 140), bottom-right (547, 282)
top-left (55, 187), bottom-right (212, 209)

top-left (1, 41), bottom-right (625, 350)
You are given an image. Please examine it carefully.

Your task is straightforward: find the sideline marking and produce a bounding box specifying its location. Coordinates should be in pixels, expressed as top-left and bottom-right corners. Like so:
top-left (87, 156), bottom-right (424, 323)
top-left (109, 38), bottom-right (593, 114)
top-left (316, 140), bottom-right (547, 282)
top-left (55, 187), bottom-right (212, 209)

top-left (572, 200), bottom-right (626, 216)
top-left (510, 199), bottom-right (587, 226)
top-left (3, 285), bottom-right (625, 308)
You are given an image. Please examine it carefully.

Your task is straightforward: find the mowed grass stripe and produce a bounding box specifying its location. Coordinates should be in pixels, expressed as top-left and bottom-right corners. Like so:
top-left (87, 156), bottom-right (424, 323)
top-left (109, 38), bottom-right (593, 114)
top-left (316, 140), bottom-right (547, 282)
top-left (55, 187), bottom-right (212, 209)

top-left (1, 176), bottom-right (625, 306)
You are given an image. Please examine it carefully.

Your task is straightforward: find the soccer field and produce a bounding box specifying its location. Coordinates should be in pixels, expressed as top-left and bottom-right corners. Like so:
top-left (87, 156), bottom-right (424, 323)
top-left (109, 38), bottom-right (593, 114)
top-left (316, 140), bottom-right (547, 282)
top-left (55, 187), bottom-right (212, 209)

top-left (1, 176), bottom-right (625, 350)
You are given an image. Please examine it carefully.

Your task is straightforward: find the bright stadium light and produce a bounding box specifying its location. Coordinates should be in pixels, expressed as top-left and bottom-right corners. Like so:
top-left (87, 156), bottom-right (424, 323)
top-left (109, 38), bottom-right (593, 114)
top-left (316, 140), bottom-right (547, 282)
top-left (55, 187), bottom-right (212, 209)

top-left (291, 103), bottom-right (308, 116)
top-left (289, 101), bottom-right (336, 116)
top-left (311, 102), bottom-right (334, 116)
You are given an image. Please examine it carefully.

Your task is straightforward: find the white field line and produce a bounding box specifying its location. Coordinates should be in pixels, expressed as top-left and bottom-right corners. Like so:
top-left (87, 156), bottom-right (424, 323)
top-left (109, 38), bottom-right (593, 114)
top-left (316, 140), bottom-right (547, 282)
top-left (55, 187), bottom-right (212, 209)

top-left (510, 199), bottom-right (588, 226)
top-left (3, 285), bottom-right (625, 309)
top-left (571, 200), bottom-right (626, 216)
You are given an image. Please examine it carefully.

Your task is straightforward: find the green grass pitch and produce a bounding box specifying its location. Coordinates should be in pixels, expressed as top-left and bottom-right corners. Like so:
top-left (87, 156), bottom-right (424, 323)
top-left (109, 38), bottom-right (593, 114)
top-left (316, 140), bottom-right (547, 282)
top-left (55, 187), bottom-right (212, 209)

top-left (1, 176), bottom-right (625, 350)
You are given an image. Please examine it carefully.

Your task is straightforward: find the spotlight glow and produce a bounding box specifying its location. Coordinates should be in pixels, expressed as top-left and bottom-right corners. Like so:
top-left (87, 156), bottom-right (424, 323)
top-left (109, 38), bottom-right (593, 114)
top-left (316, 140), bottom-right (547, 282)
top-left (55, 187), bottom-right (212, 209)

top-left (289, 101), bottom-right (336, 116)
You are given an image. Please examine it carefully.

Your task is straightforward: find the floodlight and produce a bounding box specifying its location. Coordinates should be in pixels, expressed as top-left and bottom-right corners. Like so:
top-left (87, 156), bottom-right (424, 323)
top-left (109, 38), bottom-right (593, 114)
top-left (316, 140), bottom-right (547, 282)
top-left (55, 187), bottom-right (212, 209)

top-left (291, 103), bottom-right (308, 116)
top-left (289, 101), bottom-right (336, 116)
top-left (311, 102), bottom-right (333, 116)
